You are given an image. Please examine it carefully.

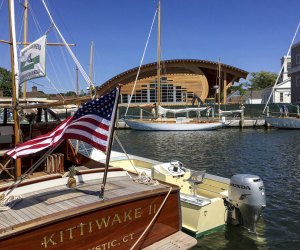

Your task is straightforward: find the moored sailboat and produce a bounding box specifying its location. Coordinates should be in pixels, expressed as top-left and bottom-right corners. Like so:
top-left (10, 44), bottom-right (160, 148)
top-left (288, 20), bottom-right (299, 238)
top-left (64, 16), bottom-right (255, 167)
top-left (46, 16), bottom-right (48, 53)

top-left (124, 0), bottom-right (226, 131)
top-left (125, 105), bottom-right (226, 131)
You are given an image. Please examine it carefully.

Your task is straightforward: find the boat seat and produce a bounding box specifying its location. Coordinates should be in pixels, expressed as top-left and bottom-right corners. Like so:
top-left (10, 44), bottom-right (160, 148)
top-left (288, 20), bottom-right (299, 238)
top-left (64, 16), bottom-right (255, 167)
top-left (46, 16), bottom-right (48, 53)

top-left (184, 170), bottom-right (206, 196)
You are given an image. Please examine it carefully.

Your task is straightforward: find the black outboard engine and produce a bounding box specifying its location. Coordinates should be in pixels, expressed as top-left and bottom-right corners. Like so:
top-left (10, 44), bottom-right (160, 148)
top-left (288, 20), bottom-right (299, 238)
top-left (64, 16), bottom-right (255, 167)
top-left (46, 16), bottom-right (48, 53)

top-left (225, 174), bottom-right (266, 233)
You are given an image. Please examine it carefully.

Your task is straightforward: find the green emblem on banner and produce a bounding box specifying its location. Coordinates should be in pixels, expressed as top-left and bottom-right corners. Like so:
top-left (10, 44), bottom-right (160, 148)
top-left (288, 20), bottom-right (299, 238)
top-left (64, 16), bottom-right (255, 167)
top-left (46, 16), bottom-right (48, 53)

top-left (21, 54), bottom-right (40, 72)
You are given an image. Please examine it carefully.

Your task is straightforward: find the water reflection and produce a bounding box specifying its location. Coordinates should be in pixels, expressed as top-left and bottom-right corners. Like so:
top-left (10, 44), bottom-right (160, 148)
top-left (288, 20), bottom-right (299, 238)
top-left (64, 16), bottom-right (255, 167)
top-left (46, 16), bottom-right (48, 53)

top-left (194, 221), bottom-right (267, 250)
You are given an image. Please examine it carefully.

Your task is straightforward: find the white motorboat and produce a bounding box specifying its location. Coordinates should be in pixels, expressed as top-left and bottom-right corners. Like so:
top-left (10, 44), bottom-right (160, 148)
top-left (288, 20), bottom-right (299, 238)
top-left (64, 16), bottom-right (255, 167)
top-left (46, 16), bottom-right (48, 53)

top-left (89, 148), bottom-right (266, 237)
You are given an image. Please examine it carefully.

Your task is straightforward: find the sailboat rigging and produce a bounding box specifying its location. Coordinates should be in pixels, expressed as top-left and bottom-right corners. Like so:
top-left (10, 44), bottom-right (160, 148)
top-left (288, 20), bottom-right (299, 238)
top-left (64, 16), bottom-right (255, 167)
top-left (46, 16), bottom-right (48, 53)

top-left (263, 22), bottom-right (300, 129)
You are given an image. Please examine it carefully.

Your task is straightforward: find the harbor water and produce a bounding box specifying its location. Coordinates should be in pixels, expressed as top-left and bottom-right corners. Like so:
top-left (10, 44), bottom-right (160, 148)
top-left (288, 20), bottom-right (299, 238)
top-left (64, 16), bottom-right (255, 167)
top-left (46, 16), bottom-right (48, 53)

top-left (113, 128), bottom-right (300, 250)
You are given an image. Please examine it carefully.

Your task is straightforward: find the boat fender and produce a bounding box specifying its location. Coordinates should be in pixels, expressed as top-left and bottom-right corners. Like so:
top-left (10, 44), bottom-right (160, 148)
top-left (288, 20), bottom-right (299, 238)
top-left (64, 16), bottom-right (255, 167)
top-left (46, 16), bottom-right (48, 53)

top-left (66, 166), bottom-right (78, 188)
top-left (67, 177), bottom-right (76, 188)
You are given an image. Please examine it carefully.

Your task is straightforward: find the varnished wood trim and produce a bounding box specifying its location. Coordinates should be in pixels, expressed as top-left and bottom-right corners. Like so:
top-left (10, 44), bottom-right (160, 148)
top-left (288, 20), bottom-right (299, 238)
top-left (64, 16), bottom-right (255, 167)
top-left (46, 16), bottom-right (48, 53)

top-left (0, 174), bottom-right (62, 192)
top-left (76, 167), bottom-right (124, 175)
top-left (0, 185), bottom-right (180, 239)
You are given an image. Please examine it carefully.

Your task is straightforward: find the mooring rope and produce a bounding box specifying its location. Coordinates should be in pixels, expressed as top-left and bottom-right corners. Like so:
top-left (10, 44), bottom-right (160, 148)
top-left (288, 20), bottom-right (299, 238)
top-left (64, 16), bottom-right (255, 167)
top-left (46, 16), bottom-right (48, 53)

top-left (130, 186), bottom-right (172, 250)
top-left (124, 8), bottom-right (158, 117)
top-left (0, 194), bottom-right (22, 211)
top-left (132, 171), bottom-right (159, 186)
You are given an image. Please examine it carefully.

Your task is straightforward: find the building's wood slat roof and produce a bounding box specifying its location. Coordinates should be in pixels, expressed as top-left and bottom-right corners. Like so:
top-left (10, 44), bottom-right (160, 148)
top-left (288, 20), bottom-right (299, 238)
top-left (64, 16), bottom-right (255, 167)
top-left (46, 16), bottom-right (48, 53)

top-left (102, 59), bottom-right (248, 87)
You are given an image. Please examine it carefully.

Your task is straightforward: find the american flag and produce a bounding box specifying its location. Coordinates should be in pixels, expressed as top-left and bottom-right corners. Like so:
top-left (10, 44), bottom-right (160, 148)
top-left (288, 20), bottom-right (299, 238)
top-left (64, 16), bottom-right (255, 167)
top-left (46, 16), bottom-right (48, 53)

top-left (63, 88), bottom-right (118, 152)
top-left (6, 88), bottom-right (119, 159)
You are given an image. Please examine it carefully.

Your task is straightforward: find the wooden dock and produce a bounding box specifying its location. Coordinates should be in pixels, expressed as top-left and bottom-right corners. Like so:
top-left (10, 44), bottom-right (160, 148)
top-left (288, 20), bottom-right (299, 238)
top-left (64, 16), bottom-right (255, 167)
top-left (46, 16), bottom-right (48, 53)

top-left (143, 231), bottom-right (197, 249)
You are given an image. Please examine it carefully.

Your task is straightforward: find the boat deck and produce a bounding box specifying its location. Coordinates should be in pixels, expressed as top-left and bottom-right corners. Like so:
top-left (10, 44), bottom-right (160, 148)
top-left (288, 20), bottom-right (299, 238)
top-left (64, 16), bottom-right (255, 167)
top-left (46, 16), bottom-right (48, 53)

top-left (0, 171), bottom-right (169, 236)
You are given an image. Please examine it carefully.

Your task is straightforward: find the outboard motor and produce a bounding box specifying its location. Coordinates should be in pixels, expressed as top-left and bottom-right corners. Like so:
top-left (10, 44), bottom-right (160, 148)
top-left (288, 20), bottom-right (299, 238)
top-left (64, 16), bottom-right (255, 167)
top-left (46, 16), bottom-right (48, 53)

top-left (225, 174), bottom-right (266, 233)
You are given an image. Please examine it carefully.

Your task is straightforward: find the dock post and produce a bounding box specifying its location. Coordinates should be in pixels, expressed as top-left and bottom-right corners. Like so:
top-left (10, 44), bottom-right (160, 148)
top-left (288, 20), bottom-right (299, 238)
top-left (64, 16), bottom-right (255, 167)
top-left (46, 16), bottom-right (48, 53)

top-left (140, 108), bottom-right (143, 120)
top-left (239, 105), bottom-right (245, 128)
top-left (116, 108), bottom-right (120, 128)
top-left (265, 106), bottom-right (271, 128)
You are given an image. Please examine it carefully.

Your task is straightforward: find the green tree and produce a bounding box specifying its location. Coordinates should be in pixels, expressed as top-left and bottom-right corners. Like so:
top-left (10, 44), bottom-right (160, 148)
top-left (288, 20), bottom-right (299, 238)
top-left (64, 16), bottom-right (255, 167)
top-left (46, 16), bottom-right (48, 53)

top-left (65, 91), bottom-right (77, 96)
top-left (79, 90), bottom-right (85, 96)
top-left (249, 71), bottom-right (277, 90)
top-left (227, 82), bottom-right (248, 95)
top-left (0, 67), bottom-right (12, 97)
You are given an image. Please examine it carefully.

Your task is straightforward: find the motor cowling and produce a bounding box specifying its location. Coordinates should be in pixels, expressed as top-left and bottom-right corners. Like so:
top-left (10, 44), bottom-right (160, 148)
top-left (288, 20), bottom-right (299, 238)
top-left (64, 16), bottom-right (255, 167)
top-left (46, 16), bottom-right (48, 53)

top-left (226, 174), bottom-right (266, 233)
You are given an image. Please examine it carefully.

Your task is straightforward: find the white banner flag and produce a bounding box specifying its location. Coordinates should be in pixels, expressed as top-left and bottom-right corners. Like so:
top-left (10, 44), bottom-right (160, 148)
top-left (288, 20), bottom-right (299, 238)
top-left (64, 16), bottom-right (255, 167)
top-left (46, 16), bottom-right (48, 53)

top-left (20, 35), bottom-right (46, 83)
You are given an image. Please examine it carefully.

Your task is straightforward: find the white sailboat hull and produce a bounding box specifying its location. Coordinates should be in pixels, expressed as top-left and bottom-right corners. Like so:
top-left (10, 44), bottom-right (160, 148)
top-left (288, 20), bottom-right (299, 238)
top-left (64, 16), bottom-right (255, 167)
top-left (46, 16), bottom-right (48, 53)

top-left (125, 119), bottom-right (226, 131)
top-left (265, 117), bottom-right (300, 129)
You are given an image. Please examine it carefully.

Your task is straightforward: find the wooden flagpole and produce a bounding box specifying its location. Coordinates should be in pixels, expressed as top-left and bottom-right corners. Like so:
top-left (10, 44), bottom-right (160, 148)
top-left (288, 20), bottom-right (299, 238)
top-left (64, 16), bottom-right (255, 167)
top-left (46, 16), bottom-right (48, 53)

top-left (100, 86), bottom-right (122, 199)
top-left (157, 0), bottom-right (161, 106)
top-left (8, 0), bottom-right (21, 179)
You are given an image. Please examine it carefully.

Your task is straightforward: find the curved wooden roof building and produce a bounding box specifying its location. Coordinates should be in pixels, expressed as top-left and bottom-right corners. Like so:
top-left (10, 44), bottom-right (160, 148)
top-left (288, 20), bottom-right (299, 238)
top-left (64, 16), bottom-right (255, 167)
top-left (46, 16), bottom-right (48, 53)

top-left (98, 59), bottom-right (248, 105)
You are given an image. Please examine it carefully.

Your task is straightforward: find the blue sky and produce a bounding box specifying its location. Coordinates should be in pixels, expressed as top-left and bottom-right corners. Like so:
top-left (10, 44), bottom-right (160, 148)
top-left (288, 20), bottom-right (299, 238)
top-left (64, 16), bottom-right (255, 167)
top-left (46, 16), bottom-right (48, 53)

top-left (0, 0), bottom-right (299, 94)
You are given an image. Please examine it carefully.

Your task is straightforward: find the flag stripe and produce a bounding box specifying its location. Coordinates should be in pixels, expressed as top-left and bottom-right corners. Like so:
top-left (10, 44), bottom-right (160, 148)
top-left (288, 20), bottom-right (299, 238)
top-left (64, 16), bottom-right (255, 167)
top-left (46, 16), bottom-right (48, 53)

top-left (7, 143), bottom-right (53, 158)
top-left (10, 117), bottom-right (73, 147)
top-left (63, 114), bottom-right (110, 148)
top-left (62, 134), bottom-right (107, 152)
top-left (66, 115), bottom-right (110, 135)
top-left (71, 116), bottom-right (110, 130)
top-left (64, 125), bottom-right (108, 141)
top-left (64, 128), bottom-right (108, 148)
top-left (5, 117), bottom-right (73, 159)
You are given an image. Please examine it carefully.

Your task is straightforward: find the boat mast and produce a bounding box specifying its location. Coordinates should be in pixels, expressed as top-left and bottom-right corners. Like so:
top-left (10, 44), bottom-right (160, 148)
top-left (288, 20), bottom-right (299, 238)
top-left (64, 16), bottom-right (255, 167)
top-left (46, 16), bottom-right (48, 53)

top-left (75, 64), bottom-right (79, 153)
top-left (22, 0), bottom-right (28, 99)
top-left (89, 41), bottom-right (94, 96)
top-left (218, 57), bottom-right (221, 116)
top-left (157, 0), bottom-right (161, 106)
top-left (76, 65), bottom-right (79, 96)
top-left (8, 0), bottom-right (21, 178)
